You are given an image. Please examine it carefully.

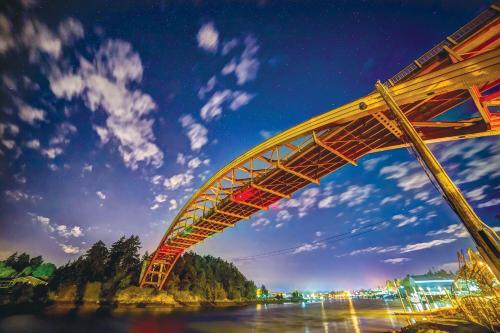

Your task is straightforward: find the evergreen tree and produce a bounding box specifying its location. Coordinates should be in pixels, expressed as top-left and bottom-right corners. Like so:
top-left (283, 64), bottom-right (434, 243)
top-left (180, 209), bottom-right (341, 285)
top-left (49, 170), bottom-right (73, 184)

top-left (84, 240), bottom-right (108, 281)
top-left (12, 253), bottom-right (30, 271)
top-left (4, 252), bottom-right (17, 267)
top-left (106, 236), bottom-right (126, 278)
top-left (29, 255), bottom-right (43, 269)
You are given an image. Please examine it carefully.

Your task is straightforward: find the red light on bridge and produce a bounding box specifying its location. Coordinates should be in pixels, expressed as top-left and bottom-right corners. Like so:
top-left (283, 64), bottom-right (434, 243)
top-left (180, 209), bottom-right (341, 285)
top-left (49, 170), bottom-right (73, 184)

top-left (232, 187), bottom-right (259, 202)
top-left (159, 245), bottom-right (183, 254)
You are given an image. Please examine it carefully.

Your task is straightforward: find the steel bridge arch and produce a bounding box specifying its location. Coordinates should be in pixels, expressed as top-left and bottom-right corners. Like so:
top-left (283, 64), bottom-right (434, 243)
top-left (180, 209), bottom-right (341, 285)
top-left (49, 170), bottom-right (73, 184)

top-left (140, 5), bottom-right (500, 289)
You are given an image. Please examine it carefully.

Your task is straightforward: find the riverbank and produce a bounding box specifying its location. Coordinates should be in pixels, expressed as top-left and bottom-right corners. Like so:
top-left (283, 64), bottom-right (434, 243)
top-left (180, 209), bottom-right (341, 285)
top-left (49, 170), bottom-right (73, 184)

top-left (0, 282), bottom-right (287, 317)
top-left (400, 319), bottom-right (490, 333)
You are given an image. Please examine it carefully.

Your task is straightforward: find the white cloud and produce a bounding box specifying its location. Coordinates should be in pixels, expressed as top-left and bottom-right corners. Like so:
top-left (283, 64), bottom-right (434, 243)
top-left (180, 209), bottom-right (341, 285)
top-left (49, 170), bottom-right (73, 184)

top-left (49, 122), bottom-right (77, 146)
top-left (69, 226), bottom-right (83, 237)
top-left (457, 154), bottom-right (500, 184)
top-left (382, 258), bottom-right (409, 264)
top-left (154, 194), bottom-right (168, 203)
top-left (251, 217), bottom-right (270, 230)
top-left (198, 76), bottom-right (216, 99)
top-left (200, 89), bottom-right (254, 121)
top-left (34, 215), bottom-right (50, 226)
top-left (0, 14), bottom-right (15, 54)
top-left (59, 243), bottom-right (80, 254)
top-left (318, 195), bottom-right (335, 209)
top-left (477, 198), bottom-right (500, 208)
top-left (338, 184), bottom-right (375, 207)
top-left (16, 100), bottom-right (46, 125)
top-left (229, 91), bottom-right (254, 110)
top-left (397, 173), bottom-right (429, 191)
top-left (381, 194), bottom-right (402, 205)
top-left (96, 191), bottom-right (106, 200)
top-left (164, 171), bottom-right (194, 190)
top-left (363, 155), bottom-right (388, 171)
top-left (276, 209), bottom-right (292, 222)
top-left (2, 139), bottom-right (15, 149)
top-left (400, 238), bottom-right (456, 253)
top-left (0, 123), bottom-right (19, 137)
top-left (21, 19), bottom-right (62, 60)
top-left (58, 17), bottom-right (84, 44)
top-left (176, 153), bottom-right (187, 165)
top-left (259, 130), bottom-right (275, 140)
top-left (294, 188), bottom-right (320, 217)
top-left (465, 185), bottom-right (488, 202)
top-left (392, 214), bottom-right (418, 228)
top-left (348, 246), bottom-right (399, 256)
top-left (438, 139), bottom-right (491, 162)
top-left (179, 114), bottom-right (208, 151)
top-left (197, 22), bottom-right (219, 53)
top-left (50, 73), bottom-right (84, 99)
top-left (151, 175), bottom-right (163, 185)
top-left (426, 223), bottom-right (469, 238)
top-left (293, 240), bottom-right (326, 254)
top-left (92, 125), bottom-right (110, 144)
top-left (380, 161), bottom-right (413, 180)
top-left (380, 161), bottom-right (429, 191)
top-left (150, 203), bottom-right (160, 210)
top-left (187, 157), bottom-right (209, 169)
top-left (222, 35), bottom-right (260, 85)
top-left (25, 139), bottom-right (40, 149)
top-left (82, 163), bottom-right (93, 173)
top-left (415, 191), bottom-right (430, 201)
top-left (49, 39), bottom-right (163, 170)
top-left (41, 147), bottom-right (63, 159)
top-left (168, 199), bottom-right (178, 211)
top-left (409, 206), bottom-right (424, 214)
top-left (222, 38), bottom-right (238, 55)
top-left (5, 190), bottom-right (30, 201)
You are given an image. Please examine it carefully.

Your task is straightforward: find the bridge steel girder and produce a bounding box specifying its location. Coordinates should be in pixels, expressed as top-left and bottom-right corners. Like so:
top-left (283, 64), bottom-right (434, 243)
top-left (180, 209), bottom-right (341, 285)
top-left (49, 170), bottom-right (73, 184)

top-left (139, 6), bottom-right (500, 289)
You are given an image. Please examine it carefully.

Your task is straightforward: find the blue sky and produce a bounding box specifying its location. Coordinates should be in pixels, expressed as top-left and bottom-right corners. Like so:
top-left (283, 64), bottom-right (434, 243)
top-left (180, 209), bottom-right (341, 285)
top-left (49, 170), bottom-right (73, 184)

top-left (0, 0), bottom-right (498, 291)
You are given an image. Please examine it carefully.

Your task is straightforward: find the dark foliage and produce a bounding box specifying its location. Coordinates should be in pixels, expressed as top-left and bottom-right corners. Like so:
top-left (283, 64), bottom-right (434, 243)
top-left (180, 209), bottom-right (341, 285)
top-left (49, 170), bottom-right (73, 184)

top-left (165, 252), bottom-right (257, 301)
top-left (3, 235), bottom-right (257, 304)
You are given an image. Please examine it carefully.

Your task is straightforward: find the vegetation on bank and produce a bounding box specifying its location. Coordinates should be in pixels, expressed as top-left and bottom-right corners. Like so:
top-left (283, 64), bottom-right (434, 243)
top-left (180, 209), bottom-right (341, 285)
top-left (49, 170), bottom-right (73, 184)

top-left (0, 235), bottom-right (261, 307)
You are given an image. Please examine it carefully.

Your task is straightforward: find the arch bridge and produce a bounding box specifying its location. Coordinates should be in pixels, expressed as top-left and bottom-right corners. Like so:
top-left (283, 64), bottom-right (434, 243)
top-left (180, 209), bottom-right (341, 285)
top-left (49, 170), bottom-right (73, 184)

top-left (140, 5), bottom-right (500, 289)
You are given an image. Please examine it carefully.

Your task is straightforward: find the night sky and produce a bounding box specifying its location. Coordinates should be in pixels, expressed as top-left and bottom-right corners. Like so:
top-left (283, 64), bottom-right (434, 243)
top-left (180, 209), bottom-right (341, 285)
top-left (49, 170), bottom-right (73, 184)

top-left (0, 0), bottom-right (498, 291)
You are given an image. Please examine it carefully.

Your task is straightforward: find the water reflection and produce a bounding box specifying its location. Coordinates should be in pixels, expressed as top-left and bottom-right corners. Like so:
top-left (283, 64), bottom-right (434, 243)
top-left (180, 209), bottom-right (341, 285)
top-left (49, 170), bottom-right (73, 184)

top-left (347, 296), bottom-right (361, 333)
top-left (0, 299), bottom-right (408, 333)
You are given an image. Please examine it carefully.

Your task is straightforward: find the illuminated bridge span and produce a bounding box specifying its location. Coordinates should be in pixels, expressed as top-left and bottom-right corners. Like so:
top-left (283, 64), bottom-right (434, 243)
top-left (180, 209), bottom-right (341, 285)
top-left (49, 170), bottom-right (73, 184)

top-left (140, 5), bottom-right (500, 289)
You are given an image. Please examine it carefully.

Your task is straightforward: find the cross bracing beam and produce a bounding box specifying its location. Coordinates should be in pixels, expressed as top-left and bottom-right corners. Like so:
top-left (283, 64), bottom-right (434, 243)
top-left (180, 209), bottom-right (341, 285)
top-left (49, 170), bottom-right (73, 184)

top-left (250, 183), bottom-right (291, 199)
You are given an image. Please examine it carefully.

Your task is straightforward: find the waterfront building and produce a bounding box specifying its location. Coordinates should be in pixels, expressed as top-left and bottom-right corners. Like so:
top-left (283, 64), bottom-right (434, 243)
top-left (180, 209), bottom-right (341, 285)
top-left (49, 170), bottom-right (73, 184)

top-left (393, 271), bottom-right (455, 312)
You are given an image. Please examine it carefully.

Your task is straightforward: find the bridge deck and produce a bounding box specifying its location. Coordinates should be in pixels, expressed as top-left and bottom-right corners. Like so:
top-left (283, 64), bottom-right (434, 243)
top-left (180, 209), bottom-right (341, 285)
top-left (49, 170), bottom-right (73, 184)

top-left (140, 5), bottom-right (500, 289)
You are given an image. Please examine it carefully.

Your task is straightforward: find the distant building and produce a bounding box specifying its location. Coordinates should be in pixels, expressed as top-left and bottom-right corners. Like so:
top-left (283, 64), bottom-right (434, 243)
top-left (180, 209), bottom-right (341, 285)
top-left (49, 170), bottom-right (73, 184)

top-left (394, 271), bottom-right (455, 312)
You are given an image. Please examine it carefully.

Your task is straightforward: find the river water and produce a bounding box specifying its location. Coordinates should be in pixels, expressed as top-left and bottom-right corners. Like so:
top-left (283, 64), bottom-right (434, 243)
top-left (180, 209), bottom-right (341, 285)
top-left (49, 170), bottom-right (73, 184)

top-left (0, 299), bottom-right (410, 333)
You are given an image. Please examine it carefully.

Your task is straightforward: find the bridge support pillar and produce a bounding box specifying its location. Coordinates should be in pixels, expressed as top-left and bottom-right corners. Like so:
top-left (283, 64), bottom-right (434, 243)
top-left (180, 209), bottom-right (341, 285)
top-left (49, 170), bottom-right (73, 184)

top-left (375, 81), bottom-right (500, 280)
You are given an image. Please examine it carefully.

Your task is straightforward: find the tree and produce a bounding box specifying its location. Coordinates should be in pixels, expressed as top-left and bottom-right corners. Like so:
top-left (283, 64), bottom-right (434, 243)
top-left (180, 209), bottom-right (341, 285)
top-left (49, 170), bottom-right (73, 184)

top-left (4, 252), bottom-right (17, 267)
top-left (261, 284), bottom-right (269, 298)
top-left (12, 253), bottom-right (30, 272)
top-left (29, 256), bottom-right (43, 269)
top-left (0, 262), bottom-right (16, 278)
top-left (32, 263), bottom-right (56, 280)
top-left (84, 240), bottom-right (108, 281)
top-left (106, 236), bottom-right (126, 278)
top-left (291, 290), bottom-right (303, 301)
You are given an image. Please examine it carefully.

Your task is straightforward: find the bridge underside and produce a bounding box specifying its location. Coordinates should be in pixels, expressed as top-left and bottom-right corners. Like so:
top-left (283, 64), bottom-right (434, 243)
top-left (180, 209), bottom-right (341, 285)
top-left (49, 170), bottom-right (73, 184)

top-left (140, 5), bottom-right (500, 289)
